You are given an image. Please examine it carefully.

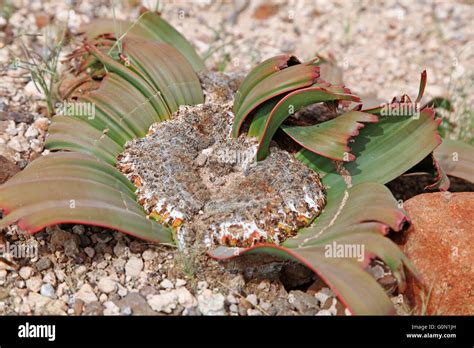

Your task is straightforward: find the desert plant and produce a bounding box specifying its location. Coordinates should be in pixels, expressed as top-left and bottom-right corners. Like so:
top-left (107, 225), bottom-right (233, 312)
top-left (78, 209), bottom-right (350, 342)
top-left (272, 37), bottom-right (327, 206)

top-left (1, 11), bottom-right (473, 315)
top-left (1, 11), bottom-right (203, 242)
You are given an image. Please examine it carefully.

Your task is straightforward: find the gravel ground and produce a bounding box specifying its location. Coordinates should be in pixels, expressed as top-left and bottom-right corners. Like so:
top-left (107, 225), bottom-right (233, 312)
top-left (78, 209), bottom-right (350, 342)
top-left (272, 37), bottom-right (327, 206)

top-left (0, 0), bottom-right (472, 315)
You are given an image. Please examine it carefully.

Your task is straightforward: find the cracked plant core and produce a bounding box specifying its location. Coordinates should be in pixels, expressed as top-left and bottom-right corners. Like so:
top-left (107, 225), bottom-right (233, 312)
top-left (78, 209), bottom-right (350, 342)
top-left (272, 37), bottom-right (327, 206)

top-left (117, 72), bottom-right (326, 248)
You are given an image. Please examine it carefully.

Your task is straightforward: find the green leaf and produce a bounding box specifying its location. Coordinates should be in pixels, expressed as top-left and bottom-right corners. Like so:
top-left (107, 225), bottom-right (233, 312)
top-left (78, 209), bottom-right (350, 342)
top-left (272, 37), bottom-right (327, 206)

top-left (297, 109), bottom-right (442, 197)
top-left (416, 70), bottom-right (427, 104)
top-left (48, 50), bottom-right (203, 162)
top-left (232, 63), bottom-right (320, 137)
top-left (234, 55), bottom-right (300, 114)
top-left (45, 115), bottom-right (123, 165)
top-left (83, 11), bottom-right (204, 72)
top-left (90, 72), bottom-right (160, 137)
top-left (247, 97), bottom-right (279, 137)
top-left (23, 152), bottom-right (135, 192)
top-left (298, 227), bottom-right (413, 290)
top-left (281, 111), bottom-right (378, 161)
top-left (284, 182), bottom-right (408, 248)
top-left (0, 153), bottom-right (173, 244)
top-left (122, 38), bottom-right (204, 112)
top-left (86, 44), bottom-right (172, 120)
top-left (255, 87), bottom-right (360, 161)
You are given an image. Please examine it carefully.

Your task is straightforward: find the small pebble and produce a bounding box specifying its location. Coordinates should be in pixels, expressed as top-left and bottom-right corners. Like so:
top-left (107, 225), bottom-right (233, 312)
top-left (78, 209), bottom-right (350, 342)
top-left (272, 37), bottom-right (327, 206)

top-left (160, 279), bottom-right (174, 289)
top-left (19, 266), bottom-right (33, 280)
top-left (40, 283), bottom-right (56, 299)
top-left (84, 247), bottom-right (95, 258)
top-left (98, 277), bottom-right (116, 294)
top-left (35, 257), bottom-right (52, 272)
top-left (125, 257), bottom-right (143, 278)
top-left (175, 278), bottom-right (187, 287)
top-left (246, 294), bottom-right (258, 306)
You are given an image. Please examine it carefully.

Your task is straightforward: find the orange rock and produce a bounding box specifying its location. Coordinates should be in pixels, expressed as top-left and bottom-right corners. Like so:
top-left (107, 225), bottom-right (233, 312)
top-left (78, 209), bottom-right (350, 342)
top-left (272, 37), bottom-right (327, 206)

top-left (253, 3), bottom-right (280, 20)
top-left (400, 192), bottom-right (473, 315)
top-left (35, 14), bottom-right (49, 29)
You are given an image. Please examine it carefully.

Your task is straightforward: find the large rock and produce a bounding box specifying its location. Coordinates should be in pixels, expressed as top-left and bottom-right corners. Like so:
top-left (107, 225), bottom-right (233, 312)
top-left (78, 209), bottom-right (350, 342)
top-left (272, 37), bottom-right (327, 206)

top-left (401, 192), bottom-right (473, 315)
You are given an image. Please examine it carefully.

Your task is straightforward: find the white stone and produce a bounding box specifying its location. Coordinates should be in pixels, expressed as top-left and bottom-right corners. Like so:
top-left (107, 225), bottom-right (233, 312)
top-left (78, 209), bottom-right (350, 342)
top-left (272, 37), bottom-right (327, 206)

top-left (30, 138), bottom-right (43, 153)
top-left (314, 287), bottom-right (335, 305)
top-left (247, 309), bottom-right (262, 316)
top-left (24, 125), bottom-right (39, 138)
top-left (40, 283), bottom-right (56, 299)
top-left (19, 302), bottom-right (31, 314)
top-left (117, 284), bottom-right (128, 297)
top-left (74, 265), bottom-right (87, 276)
top-left (175, 278), bottom-right (187, 287)
top-left (226, 294), bottom-right (238, 304)
top-left (33, 117), bottom-right (49, 132)
top-left (328, 298), bottom-right (338, 315)
top-left (26, 276), bottom-right (42, 292)
top-left (175, 287), bottom-right (196, 308)
top-left (125, 257), bottom-right (143, 278)
top-left (369, 264), bottom-right (385, 280)
top-left (16, 123), bottom-right (26, 136)
top-left (19, 266), bottom-right (34, 280)
top-left (148, 292), bottom-right (178, 313)
top-left (142, 249), bottom-right (156, 261)
top-left (103, 301), bottom-right (120, 315)
top-left (84, 247), bottom-right (95, 258)
top-left (121, 306), bottom-right (132, 315)
top-left (98, 277), bottom-right (117, 294)
top-left (8, 136), bottom-right (29, 152)
top-left (113, 243), bottom-right (126, 257)
top-left (316, 309), bottom-right (333, 316)
top-left (197, 289), bottom-right (225, 315)
top-left (26, 292), bottom-right (51, 311)
top-left (96, 261), bottom-right (108, 269)
top-left (45, 300), bottom-right (67, 315)
top-left (197, 281), bottom-right (208, 291)
top-left (24, 80), bottom-right (42, 99)
top-left (260, 301), bottom-right (272, 311)
top-left (246, 294), bottom-right (258, 306)
top-left (5, 120), bottom-right (17, 136)
top-left (74, 283), bottom-right (98, 304)
top-left (160, 279), bottom-right (174, 289)
top-left (42, 271), bottom-right (57, 286)
top-left (56, 283), bottom-right (66, 297)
